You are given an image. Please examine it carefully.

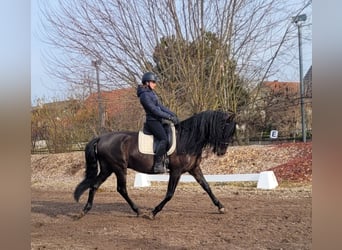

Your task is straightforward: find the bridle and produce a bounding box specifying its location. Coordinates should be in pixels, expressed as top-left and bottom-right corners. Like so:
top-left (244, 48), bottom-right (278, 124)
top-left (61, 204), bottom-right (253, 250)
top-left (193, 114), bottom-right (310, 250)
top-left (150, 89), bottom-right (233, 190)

top-left (217, 122), bottom-right (234, 146)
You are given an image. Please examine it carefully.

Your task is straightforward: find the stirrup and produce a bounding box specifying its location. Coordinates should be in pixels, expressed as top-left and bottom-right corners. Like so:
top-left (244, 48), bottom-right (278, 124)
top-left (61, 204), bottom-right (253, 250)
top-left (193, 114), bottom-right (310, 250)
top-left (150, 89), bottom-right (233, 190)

top-left (153, 165), bottom-right (166, 174)
top-left (153, 154), bottom-right (168, 173)
top-left (164, 156), bottom-right (169, 169)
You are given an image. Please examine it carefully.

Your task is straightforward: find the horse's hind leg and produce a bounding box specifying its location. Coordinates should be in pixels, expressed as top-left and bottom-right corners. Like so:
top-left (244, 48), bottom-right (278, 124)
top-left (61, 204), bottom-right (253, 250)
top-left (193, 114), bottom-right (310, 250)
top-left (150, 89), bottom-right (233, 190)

top-left (189, 167), bottom-right (225, 213)
top-left (82, 171), bottom-right (111, 215)
top-left (115, 172), bottom-right (141, 216)
top-left (82, 187), bottom-right (96, 214)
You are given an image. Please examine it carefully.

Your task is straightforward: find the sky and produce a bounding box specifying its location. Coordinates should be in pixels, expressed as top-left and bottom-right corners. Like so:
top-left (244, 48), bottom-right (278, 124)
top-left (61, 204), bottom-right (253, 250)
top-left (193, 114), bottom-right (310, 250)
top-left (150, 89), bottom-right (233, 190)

top-left (31, 0), bottom-right (61, 104)
top-left (30, 0), bottom-right (312, 106)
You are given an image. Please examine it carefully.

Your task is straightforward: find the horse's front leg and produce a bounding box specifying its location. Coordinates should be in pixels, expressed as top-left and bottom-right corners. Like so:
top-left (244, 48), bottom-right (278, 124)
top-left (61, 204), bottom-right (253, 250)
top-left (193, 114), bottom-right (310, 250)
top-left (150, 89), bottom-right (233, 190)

top-left (189, 167), bottom-right (225, 214)
top-left (151, 172), bottom-right (181, 219)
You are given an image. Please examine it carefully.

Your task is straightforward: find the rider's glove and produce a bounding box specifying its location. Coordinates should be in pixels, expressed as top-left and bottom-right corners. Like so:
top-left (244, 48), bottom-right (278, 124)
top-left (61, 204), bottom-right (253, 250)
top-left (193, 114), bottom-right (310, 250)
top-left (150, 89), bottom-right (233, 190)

top-left (169, 116), bottom-right (180, 125)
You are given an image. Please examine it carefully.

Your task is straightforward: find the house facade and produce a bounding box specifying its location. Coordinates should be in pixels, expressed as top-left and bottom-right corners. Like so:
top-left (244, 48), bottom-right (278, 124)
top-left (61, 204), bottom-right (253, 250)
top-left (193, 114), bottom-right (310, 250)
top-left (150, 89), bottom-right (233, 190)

top-left (244, 66), bottom-right (312, 141)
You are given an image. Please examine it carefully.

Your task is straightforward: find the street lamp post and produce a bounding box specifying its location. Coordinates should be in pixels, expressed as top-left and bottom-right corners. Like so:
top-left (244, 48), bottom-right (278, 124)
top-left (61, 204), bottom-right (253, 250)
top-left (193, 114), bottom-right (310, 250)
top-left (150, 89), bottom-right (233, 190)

top-left (292, 14), bottom-right (307, 142)
top-left (91, 59), bottom-right (105, 134)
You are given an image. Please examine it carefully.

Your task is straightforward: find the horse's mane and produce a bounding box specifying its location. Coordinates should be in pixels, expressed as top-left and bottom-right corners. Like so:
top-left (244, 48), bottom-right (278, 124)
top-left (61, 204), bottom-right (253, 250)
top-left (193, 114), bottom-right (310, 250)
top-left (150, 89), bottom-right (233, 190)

top-left (176, 110), bottom-right (233, 155)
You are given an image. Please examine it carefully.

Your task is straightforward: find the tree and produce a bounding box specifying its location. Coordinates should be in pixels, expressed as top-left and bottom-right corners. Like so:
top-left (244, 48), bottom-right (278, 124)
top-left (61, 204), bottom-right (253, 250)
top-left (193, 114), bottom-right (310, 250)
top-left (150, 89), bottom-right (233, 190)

top-left (31, 99), bottom-right (85, 153)
top-left (152, 32), bottom-right (249, 115)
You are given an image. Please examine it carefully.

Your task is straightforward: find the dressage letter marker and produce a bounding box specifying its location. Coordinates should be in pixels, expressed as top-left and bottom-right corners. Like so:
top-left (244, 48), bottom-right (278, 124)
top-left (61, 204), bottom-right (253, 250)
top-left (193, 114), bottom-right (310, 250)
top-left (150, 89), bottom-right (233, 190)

top-left (270, 130), bottom-right (278, 139)
top-left (134, 171), bottom-right (278, 189)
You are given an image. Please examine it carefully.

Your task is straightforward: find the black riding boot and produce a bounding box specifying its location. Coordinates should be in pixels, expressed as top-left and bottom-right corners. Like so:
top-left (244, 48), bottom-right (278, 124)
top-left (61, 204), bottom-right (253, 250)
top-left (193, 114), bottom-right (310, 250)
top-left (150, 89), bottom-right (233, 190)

top-left (153, 155), bottom-right (166, 174)
top-left (153, 140), bottom-right (167, 174)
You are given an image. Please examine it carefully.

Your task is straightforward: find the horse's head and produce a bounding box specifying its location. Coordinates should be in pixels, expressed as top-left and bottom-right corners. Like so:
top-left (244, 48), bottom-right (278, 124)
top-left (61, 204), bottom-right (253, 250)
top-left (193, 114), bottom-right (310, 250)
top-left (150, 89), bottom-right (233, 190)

top-left (176, 110), bottom-right (236, 156)
top-left (213, 112), bottom-right (236, 156)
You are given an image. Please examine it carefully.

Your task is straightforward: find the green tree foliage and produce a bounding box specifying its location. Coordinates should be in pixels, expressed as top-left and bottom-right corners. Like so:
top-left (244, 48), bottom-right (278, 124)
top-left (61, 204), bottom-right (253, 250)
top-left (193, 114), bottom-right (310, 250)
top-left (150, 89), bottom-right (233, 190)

top-left (152, 31), bottom-right (249, 116)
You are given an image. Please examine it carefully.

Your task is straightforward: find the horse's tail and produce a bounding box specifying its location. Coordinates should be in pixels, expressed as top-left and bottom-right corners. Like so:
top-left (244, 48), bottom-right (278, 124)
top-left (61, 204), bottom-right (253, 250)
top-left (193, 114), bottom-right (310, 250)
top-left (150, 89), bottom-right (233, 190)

top-left (74, 137), bottom-right (100, 202)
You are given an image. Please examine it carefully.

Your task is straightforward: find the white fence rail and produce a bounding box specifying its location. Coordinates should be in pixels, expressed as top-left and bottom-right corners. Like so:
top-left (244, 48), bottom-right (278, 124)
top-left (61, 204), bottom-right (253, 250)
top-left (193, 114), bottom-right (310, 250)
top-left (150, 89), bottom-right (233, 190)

top-left (134, 171), bottom-right (278, 189)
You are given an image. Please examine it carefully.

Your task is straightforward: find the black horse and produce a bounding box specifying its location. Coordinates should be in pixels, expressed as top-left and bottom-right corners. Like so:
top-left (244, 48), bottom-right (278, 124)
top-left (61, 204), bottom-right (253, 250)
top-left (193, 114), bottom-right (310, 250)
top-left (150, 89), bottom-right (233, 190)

top-left (74, 110), bottom-right (236, 219)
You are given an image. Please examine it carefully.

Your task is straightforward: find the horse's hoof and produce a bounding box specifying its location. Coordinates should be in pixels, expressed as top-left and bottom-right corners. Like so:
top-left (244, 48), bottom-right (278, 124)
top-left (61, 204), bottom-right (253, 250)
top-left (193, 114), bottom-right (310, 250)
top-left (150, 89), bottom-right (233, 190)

top-left (148, 213), bottom-right (155, 220)
top-left (219, 207), bottom-right (225, 214)
top-left (72, 211), bottom-right (85, 220)
top-left (141, 212), bottom-right (155, 220)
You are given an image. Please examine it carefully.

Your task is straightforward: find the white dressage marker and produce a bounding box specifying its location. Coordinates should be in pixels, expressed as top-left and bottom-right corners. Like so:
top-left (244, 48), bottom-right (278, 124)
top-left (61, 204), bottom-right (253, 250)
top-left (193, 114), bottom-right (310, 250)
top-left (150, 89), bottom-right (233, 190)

top-left (134, 171), bottom-right (278, 189)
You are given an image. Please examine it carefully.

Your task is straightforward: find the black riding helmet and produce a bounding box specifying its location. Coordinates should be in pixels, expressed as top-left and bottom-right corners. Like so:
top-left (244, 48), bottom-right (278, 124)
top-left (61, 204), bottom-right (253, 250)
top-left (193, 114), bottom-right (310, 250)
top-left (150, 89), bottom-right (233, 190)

top-left (141, 72), bottom-right (158, 84)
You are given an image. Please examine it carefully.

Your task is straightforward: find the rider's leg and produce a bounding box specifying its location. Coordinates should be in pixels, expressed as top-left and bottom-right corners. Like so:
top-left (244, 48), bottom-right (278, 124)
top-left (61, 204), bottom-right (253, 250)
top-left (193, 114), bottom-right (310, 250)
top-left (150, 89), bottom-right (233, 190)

top-left (153, 140), bottom-right (167, 173)
top-left (145, 120), bottom-right (168, 173)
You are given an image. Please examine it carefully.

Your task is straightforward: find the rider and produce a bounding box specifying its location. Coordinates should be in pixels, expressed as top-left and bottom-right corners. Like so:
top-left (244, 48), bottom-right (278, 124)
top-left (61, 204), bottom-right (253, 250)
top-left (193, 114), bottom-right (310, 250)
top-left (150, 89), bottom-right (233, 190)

top-left (137, 72), bottom-right (179, 174)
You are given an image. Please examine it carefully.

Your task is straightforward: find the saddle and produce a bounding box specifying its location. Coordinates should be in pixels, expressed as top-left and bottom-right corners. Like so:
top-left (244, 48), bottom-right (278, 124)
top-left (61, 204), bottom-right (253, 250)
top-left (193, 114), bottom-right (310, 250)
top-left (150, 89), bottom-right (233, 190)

top-left (138, 121), bottom-right (176, 155)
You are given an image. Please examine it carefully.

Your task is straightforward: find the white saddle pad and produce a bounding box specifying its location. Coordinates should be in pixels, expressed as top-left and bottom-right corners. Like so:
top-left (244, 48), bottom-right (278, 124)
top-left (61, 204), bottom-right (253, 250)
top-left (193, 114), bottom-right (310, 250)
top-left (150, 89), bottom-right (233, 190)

top-left (138, 124), bottom-right (176, 155)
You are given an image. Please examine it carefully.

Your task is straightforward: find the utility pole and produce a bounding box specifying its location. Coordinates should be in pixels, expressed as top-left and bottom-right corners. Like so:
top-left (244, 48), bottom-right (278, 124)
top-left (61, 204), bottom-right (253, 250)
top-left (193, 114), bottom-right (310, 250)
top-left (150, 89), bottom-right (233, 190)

top-left (292, 14), bottom-right (307, 142)
top-left (92, 59), bottom-right (105, 134)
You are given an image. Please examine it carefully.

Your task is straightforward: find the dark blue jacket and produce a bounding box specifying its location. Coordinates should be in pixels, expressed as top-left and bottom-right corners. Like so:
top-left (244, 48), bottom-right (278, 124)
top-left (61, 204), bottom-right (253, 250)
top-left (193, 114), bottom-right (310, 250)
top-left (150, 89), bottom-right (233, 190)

top-left (137, 85), bottom-right (175, 121)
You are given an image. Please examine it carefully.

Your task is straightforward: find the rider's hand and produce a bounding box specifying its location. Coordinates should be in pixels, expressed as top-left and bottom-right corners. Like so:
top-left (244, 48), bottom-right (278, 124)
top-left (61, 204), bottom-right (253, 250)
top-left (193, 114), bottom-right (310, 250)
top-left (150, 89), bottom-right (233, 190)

top-left (169, 116), bottom-right (180, 125)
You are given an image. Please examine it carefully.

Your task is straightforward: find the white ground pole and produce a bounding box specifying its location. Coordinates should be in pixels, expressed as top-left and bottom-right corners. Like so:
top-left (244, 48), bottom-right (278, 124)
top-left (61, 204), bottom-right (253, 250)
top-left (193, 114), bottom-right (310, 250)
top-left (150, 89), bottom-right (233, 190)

top-left (134, 171), bottom-right (278, 189)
